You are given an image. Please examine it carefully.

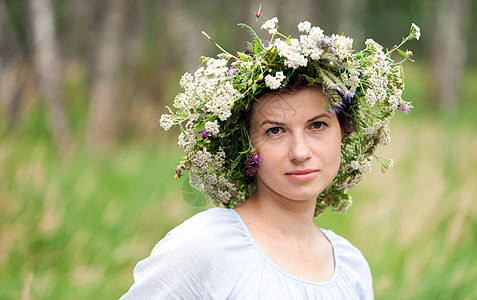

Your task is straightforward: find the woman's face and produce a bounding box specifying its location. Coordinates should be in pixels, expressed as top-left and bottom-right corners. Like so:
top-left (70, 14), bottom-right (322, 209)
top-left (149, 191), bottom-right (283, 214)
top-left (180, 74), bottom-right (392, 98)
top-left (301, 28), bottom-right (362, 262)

top-left (249, 88), bottom-right (342, 202)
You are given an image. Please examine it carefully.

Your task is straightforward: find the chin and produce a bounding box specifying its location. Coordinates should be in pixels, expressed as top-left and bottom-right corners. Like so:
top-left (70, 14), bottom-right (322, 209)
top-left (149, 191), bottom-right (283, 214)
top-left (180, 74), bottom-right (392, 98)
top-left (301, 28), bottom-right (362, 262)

top-left (277, 185), bottom-right (325, 202)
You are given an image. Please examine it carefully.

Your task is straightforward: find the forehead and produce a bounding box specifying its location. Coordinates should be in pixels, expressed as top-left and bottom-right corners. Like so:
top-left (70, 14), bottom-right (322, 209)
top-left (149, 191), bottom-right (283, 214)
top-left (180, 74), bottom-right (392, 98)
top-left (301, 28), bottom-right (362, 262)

top-left (251, 89), bottom-right (328, 122)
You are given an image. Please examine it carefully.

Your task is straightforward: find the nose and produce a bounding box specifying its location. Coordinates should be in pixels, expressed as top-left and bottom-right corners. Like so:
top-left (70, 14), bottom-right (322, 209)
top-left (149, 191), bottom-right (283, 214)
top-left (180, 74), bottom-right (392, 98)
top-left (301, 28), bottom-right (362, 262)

top-left (288, 132), bottom-right (312, 162)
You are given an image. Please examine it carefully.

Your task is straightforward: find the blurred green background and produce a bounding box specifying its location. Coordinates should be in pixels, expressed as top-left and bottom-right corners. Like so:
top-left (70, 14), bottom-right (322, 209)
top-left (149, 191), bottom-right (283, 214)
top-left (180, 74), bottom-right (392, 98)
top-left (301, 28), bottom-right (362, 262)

top-left (1, 0), bottom-right (476, 299)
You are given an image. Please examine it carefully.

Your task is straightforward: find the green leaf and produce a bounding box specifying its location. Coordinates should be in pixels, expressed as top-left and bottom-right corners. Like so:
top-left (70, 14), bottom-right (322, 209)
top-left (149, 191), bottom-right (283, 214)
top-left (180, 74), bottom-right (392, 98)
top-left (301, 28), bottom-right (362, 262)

top-left (319, 68), bottom-right (350, 95)
top-left (303, 74), bottom-right (317, 85)
top-left (320, 53), bottom-right (337, 62)
top-left (175, 113), bottom-right (188, 118)
top-left (237, 51), bottom-right (251, 62)
top-left (397, 48), bottom-right (407, 58)
top-left (230, 153), bottom-right (243, 172)
top-left (251, 83), bottom-right (258, 94)
top-left (253, 38), bottom-right (262, 54)
top-left (195, 115), bottom-right (217, 132)
top-left (238, 23), bottom-right (264, 50)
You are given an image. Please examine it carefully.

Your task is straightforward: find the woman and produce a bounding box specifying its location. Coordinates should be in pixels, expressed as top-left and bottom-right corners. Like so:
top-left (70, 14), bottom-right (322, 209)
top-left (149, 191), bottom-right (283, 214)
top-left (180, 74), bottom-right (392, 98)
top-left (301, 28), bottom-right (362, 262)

top-left (121, 17), bottom-right (420, 299)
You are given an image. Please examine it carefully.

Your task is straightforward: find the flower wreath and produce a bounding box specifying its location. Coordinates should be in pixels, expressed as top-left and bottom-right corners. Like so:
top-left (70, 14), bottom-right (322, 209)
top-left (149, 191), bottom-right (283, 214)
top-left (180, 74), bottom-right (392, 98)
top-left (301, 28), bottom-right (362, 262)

top-left (160, 17), bottom-right (420, 217)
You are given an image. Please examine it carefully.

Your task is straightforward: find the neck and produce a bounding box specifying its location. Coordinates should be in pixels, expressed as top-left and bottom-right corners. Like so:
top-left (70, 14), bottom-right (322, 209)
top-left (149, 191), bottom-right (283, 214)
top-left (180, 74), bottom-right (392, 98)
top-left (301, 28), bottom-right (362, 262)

top-left (242, 178), bottom-right (318, 241)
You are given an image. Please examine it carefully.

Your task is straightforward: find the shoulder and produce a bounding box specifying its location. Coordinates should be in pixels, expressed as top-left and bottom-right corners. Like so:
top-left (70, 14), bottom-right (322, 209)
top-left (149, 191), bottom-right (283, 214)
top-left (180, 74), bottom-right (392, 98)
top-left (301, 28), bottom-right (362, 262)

top-left (321, 228), bottom-right (370, 272)
top-left (320, 229), bottom-right (366, 260)
top-left (151, 207), bottom-right (242, 255)
top-left (321, 229), bottom-right (374, 297)
top-left (121, 208), bottom-right (248, 299)
top-left (148, 207), bottom-right (245, 276)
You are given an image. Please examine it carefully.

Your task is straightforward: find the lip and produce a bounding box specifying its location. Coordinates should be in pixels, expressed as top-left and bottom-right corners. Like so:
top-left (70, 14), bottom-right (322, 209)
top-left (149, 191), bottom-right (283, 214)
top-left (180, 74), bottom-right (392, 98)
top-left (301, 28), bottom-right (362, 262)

top-left (285, 169), bottom-right (318, 182)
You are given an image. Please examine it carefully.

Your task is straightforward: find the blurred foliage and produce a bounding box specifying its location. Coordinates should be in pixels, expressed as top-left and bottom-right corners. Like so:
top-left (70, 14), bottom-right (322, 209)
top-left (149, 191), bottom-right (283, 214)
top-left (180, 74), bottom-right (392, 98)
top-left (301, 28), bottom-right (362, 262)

top-left (1, 0), bottom-right (476, 299)
top-left (1, 64), bottom-right (476, 299)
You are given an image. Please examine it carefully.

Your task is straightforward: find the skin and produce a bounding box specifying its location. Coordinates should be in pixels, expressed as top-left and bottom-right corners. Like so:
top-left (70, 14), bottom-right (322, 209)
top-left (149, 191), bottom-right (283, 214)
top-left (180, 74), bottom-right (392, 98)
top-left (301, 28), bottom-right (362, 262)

top-left (234, 88), bottom-right (342, 282)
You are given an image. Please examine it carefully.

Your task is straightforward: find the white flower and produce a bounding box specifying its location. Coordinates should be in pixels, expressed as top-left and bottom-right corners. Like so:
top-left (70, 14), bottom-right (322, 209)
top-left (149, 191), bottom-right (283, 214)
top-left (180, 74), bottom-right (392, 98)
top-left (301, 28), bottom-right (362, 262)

top-left (365, 89), bottom-right (377, 107)
top-left (265, 71), bottom-right (286, 89)
top-left (363, 120), bottom-right (384, 136)
top-left (173, 93), bottom-right (187, 110)
top-left (309, 26), bottom-right (324, 41)
top-left (299, 26), bottom-right (324, 60)
top-left (380, 159), bottom-right (393, 173)
top-left (177, 132), bottom-right (188, 148)
top-left (332, 34), bottom-right (353, 60)
top-left (387, 94), bottom-right (400, 110)
top-left (274, 38), bottom-right (307, 69)
top-left (159, 114), bottom-right (174, 131)
top-left (188, 170), bottom-right (203, 191)
top-left (204, 58), bottom-right (228, 77)
top-left (205, 120), bottom-right (220, 135)
top-left (340, 71), bottom-right (359, 90)
top-left (261, 17), bottom-right (279, 35)
top-left (309, 48), bottom-right (324, 60)
top-left (365, 38), bottom-right (379, 51)
top-left (297, 21), bottom-right (311, 33)
top-left (179, 72), bottom-right (193, 89)
top-left (347, 160), bottom-right (360, 171)
top-left (411, 23), bottom-right (421, 40)
top-left (378, 125), bottom-right (391, 145)
top-left (358, 159), bottom-right (372, 174)
top-left (181, 57), bottom-right (239, 121)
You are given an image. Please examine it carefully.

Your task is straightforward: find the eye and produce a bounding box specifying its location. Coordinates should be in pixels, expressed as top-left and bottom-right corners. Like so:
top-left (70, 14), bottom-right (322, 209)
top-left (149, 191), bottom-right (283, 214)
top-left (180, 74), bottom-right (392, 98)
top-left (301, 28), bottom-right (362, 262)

top-left (266, 127), bottom-right (282, 135)
top-left (311, 121), bottom-right (326, 130)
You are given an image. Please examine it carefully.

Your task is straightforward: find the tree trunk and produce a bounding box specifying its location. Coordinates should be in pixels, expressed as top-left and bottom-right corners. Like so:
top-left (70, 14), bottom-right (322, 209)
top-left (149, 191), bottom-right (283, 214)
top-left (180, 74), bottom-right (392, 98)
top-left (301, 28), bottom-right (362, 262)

top-left (431, 0), bottom-right (469, 112)
top-left (29, 0), bottom-right (70, 149)
top-left (87, 0), bottom-right (125, 148)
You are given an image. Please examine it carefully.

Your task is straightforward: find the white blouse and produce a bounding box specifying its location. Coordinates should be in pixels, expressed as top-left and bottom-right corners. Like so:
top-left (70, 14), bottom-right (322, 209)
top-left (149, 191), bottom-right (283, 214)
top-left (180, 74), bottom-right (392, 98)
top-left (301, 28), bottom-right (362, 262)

top-left (121, 207), bottom-right (373, 299)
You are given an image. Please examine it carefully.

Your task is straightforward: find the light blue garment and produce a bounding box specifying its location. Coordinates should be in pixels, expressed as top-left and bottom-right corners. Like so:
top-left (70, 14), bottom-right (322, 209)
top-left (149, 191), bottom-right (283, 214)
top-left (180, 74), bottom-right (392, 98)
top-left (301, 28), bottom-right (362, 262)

top-left (120, 208), bottom-right (373, 299)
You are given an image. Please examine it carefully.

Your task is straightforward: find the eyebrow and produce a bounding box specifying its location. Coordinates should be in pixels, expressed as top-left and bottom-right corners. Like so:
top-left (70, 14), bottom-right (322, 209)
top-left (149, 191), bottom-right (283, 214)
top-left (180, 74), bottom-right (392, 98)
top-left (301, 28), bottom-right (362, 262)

top-left (260, 113), bottom-right (332, 127)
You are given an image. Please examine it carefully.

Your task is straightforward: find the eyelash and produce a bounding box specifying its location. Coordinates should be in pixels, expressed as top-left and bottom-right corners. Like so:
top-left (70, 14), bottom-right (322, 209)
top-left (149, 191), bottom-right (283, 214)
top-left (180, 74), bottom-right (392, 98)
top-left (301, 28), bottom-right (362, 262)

top-left (311, 121), bottom-right (326, 130)
top-left (266, 127), bottom-right (282, 135)
top-left (265, 122), bottom-right (327, 136)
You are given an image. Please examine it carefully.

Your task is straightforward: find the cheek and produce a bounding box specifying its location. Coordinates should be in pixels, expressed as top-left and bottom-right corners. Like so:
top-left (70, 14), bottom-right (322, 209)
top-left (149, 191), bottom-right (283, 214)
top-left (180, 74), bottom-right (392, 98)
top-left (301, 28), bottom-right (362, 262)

top-left (257, 146), bottom-right (277, 169)
top-left (326, 129), bottom-right (343, 169)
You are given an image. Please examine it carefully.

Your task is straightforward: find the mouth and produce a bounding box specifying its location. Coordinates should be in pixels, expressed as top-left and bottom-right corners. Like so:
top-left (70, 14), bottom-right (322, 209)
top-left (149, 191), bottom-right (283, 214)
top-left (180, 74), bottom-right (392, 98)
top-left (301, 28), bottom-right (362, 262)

top-left (285, 169), bottom-right (318, 182)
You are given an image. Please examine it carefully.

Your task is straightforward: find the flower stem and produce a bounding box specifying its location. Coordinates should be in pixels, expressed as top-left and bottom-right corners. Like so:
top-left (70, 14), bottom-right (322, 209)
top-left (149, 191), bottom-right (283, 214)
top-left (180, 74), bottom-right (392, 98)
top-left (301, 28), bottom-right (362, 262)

top-left (202, 31), bottom-right (236, 59)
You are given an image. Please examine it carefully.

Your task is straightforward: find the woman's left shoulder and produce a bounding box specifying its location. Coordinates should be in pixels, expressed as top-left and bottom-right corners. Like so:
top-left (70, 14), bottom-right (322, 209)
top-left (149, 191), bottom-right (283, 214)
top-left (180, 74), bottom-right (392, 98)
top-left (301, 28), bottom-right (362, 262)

top-left (320, 228), bottom-right (372, 275)
top-left (321, 228), bottom-right (374, 297)
top-left (320, 229), bottom-right (363, 254)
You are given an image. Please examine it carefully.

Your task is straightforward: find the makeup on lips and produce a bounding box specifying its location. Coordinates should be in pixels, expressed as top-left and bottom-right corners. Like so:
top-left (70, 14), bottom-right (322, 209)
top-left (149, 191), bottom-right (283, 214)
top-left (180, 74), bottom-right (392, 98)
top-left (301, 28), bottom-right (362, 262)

top-left (285, 169), bottom-right (318, 182)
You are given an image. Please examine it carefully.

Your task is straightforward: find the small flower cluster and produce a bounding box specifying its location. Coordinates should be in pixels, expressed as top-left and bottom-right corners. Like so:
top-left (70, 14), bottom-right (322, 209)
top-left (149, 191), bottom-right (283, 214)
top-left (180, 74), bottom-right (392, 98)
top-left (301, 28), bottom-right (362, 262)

top-left (264, 71), bottom-right (286, 89)
top-left (160, 17), bottom-right (419, 216)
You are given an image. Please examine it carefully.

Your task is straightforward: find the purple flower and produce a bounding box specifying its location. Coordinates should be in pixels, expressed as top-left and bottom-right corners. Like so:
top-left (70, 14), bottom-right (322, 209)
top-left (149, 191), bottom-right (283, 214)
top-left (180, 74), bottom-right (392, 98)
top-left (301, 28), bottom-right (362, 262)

top-left (199, 130), bottom-right (208, 139)
top-left (319, 37), bottom-right (335, 54)
top-left (338, 89), bottom-right (356, 104)
top-left (397, 101), bottom-right (413, 114)
top-left (320, 37), bottom-right (333, 46)
top-left (228, 67), bottom-right (237, 77)
top-left (244, 156), bottom-right (263, 177)
top-left (333, 89), bottom-right (356, 114)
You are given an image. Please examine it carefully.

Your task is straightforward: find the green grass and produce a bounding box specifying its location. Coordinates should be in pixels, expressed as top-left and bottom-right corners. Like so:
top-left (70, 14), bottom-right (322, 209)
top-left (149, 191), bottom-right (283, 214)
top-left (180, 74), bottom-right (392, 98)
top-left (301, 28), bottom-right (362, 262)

top-left (0, 135), bottom-right (203, 299)
top-left (1, 65), bottom-right (476, 299)
top-left (317, 118), bottom-right (477, 299)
